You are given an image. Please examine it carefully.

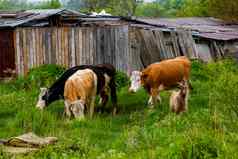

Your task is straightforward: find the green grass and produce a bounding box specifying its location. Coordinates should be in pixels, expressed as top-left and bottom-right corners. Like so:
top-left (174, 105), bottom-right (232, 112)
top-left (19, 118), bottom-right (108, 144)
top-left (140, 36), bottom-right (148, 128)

top-left (0, 59), bottom-right (238, 158)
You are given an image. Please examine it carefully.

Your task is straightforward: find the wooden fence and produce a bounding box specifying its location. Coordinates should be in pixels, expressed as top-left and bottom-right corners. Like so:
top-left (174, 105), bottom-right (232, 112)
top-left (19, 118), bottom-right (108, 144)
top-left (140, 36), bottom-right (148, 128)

top-left (14, 26), bottom-right (130, 75)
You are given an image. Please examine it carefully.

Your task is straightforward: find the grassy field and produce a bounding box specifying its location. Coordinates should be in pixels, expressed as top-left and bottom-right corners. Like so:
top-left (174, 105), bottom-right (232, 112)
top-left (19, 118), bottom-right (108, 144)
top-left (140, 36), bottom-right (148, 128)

top-left (0, 59), bottom-right (238, 159)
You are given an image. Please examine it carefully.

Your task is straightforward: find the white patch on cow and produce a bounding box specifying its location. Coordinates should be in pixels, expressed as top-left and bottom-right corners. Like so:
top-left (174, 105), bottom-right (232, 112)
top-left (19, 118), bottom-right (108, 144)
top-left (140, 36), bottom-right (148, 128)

top-left (147, 94), bottom-right (162, 108)
top-left (129, 71), bottom-right (142, 93)
top-left (158, 84), bottom-right (165, 91)
top-left (104, 73), bottom-right (110, 93)
top-left (70, 100), bottom-right (85, 120)
top-left (64, 100), bottom-right (72, 118)
top-left (36, 87), bottom-right (48, 110)
top-left (99, 73), bottom-right (110, 105)
top-left (148, 96), bottom-right (153, 106)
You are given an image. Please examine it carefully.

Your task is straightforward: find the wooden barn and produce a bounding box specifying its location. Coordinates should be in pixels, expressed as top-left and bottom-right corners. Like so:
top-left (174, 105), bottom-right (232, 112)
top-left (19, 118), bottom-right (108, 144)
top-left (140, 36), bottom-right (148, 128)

top-left (131, 17), bottom-right (238, 66)
top-left (0, 9), bottom-right (131, 78)
top-left (0, 9), bottom-right (238, 78)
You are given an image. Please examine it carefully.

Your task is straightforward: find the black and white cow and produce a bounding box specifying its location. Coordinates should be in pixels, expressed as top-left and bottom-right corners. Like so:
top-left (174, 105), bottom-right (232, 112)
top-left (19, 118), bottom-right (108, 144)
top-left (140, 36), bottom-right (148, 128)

top-left (36, 64), bottom-right (117, 115)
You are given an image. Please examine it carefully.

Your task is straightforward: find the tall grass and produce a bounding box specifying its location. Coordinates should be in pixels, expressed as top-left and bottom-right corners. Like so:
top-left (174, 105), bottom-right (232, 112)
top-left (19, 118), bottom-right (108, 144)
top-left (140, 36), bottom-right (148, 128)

top-left (0, 59), bottom-right (238, 158)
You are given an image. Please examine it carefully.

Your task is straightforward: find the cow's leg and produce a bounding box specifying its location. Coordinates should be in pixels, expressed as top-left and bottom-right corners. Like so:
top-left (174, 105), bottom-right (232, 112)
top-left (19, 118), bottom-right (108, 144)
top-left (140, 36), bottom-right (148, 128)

top-left (89, 96), bottom-right (96, 118)
top-left (64, 100), bottom-right (72, 118)
top-left (99, 90), bottom-right (109, 111)
top-left (148, 88), bottom-right (159, 108)
top-left (157, 94), bottom-right (162, 103)
top-left (148, 94), bottom-right (161, 106)
top-left (99, 90), bottom-right (109, 112)
top-left (148, 96), bottom-right (153, 106)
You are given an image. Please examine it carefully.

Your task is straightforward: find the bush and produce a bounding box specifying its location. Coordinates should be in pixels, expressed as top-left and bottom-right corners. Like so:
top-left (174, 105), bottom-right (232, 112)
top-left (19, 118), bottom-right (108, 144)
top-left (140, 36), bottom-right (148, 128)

top-left (190, 59), bottom-right (209, 81)
top-left (115, 71), bottom-right (129, 91)
top-left (13, 64), bottom-right (66, 89)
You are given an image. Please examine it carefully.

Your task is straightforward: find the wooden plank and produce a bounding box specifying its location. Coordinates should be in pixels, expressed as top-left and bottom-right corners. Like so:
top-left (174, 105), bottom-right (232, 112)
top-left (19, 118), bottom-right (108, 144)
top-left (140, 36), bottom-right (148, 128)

top-left (52, 28), bottom-right (56, 63)
top-left (61, 27), bottom-right (64, 66)
top-left (35, 28), bottom-right (40, 66)
top-left (92, 27), bottom-right (97, 65)
top-left (22, 29), bottom-right (27, 75)
top-left (123, 25), bottom-right (129, 72)
top-left (85, 28), bottom-right (90, 64)
top-left (81, 28), bottom-right (86, 64)
top-left (15, 29), bottom-right (21, 75)
top-left (39, 28), bottom-right (43, 65)
top-left (32, 28), bottom-right (36, 67)
top-left (89, 28), bottom-right (94, 64)
top-left (20, 29), bottom-right (24, 75)
top-left (44, 28), bottom-right (49, 64)
top-left (26, 29), bottom-right (29, 73)
top-left (57, 27), bottom-right (62, 65)
top-left (70, 28), bottom-right (76, 67)
top-left (74, 28), bottom-right (79, 65)
top-left (47, 28), bottom-right (52, 64)
top-left (96, 27), bottom-right (102, 64)
top-left (29, 29), bottom-right (33, 67)
top-left (29, 29), bottom-right (34, 68)
top-left (64, 27), bottom-right (69, 67)
top-left (78, 28), bottom-right (83, 65)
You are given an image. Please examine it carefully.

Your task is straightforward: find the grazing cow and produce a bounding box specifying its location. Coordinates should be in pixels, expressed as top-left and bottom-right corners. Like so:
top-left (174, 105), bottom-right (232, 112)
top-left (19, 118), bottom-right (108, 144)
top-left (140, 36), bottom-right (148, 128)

top-left (64, 69), bottom-right (97, 119)
top-left (129, 56), bottom-right (191, 107)
top-left (170, 80), bottom-right (188, 114)
top-left (36, 64), bottom-right (117, 115)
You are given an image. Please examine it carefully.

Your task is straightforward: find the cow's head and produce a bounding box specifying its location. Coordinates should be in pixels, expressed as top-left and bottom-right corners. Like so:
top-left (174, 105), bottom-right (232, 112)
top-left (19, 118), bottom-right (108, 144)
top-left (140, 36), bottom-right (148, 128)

top-left (36, 87), bottom-right (48, 110)
top-left (70, 100), bottom-right (85, 120)
top-left (129, 71), bottom-right (142, 93)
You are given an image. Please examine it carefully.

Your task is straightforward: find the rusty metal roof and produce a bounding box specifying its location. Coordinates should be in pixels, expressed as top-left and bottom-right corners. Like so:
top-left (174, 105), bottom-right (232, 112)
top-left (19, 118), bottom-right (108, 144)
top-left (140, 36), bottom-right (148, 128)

top-left (137, 17), bottom-right (238, 41)
top-left (0, 9), bottom-right (86, 27)
top-left (0, 9), bottom-right (125, 28)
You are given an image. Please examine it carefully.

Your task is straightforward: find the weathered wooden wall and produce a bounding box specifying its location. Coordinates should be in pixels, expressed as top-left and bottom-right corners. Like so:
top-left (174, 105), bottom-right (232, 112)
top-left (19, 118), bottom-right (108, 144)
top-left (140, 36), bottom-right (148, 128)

top-left (15, 26), bottom-right (130, 75)
top-left (0, 29), bottom-right (15, 78)
top-left (129, 27), bottom-right (198, 67)
top-left (14, 25), bottom-right (224, 77)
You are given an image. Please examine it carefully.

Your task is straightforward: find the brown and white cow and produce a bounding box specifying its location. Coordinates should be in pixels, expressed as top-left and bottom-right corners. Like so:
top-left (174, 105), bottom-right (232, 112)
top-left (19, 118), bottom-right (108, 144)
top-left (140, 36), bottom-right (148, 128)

top-left (64, 69), bottom-right (97, 119)
top-left (129, 56), bottom-right (191, 108)
top-left (36, 64), bottom-right (117, 116)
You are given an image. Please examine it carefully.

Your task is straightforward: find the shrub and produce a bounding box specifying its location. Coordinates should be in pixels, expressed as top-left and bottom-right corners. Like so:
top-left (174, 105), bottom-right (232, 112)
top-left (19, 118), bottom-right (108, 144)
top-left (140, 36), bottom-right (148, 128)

top-left (13, 64), bottom-right (66, 89)
top-left (115, 71), bottom-right (129, 91)
top-left (190, 59), bottom-right (209, 81)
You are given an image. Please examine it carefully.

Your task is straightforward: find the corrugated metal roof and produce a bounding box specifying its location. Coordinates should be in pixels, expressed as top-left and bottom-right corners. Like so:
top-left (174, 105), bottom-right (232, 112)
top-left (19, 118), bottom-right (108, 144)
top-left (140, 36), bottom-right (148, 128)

top-left (0, 9), bottom-right (86, 27)
top-left (137, 17), bottom-right (238, 41)
top-left (0, 9), bottom-right (124, 28)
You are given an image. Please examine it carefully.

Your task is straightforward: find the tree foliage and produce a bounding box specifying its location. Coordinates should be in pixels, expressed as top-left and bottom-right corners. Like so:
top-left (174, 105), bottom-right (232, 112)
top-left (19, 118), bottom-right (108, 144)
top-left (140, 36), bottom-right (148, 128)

top-left (34, 0), bottom-right (61, 9)
top-left (0, 0), bottom-right (237, 22)
top-left (0, 0), bottom-right (28, 10)
top-left (66, 0), bottom-right (143, 16)
top-left (136, 0), bottom-right (238, 21)
top-left (176, 0), bottom-right (209, 17)
top-left (0, 0), bottom-right (61, 10)
top-left (206, 0), bottom-right (238, 22)
top-left (135, 2), bottom-right (162, 17)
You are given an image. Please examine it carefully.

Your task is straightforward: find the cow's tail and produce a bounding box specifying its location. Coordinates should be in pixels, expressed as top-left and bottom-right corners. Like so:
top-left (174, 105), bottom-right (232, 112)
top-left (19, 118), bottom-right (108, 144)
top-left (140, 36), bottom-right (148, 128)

top-left (109, 75), bottom-right (117, 115)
